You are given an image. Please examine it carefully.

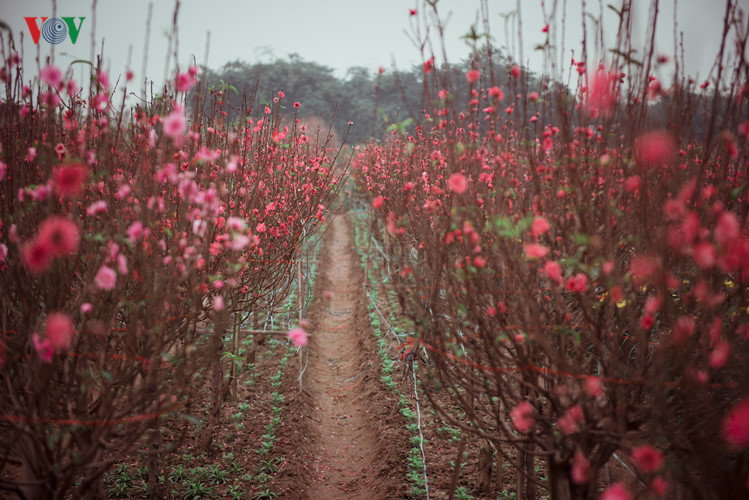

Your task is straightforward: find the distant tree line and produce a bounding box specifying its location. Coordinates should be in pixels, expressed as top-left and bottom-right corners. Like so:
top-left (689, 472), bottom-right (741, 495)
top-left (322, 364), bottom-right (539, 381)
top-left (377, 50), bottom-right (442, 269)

top-left (192, 49), bottom-right (743, 147)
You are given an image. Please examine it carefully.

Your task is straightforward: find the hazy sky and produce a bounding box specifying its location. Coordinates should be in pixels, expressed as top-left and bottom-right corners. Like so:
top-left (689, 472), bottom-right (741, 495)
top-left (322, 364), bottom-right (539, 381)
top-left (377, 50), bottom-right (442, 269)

top-left (1, 0), bottom-right (746, 92)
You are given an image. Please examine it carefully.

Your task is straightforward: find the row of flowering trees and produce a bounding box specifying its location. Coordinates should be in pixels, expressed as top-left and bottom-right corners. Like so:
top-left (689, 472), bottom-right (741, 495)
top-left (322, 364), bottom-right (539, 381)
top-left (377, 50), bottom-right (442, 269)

top-left (355, 0), bottom-right (749, 498)
top-left (0, 34), bottom-right (344, 497)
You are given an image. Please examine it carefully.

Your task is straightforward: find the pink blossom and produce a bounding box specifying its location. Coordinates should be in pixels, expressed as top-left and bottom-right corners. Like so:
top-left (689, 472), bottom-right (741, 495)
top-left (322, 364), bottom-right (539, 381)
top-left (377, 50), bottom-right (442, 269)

top-left (46, 312), bottom-right (75, 351)
top-left (448, 173), bottom-right (468, 194)
top-left (32, 333), bottom-right (54, 363)
top-left (87, 200), bottom-right (108, 216)
top-left (488, 86), bottom-right (505, 100)
top-left (127, 221), bottom-right (144, 243)
top-left (586, 69), bottom-right (619, 118)
top-left (673, 316), bottom-right (696, 345)
top-left (117, 254), bottom-right (128, 275)
top-left (644, 295), bottom-right (663, 315)
top-left (629, 254), bottom-right (659, 286)
top-left (256, 222), bottom-right (266, 233)
top-left (97, 70), bottom-right (110, 89)
top-left (558, 404), bottom-right (583, 434)
top-left (714, 211), bottom-right (740, 247)
top-left (529, 217), bottom-right (549, 239)
top-left (635, 130), bottom-right (676, 167)
top-left (723, 397), bottom-right (749, 449)
top-left (631, 444), bottom-right (664, 473)
top-left (163, 109), bottom-right (186, 138)
top-left (602, 260), bottom-right (615, 276)
top-left (510, 400), bottom-right (535, 433)
top-left (80, 303), bottom-right (93, 314)
top-left (38, 216), bottom-right (80, 256)
top-left (214, 295), bottom-right (225, 311)
top-left (372, 195), bottom-right (384, 209)
top-left (466, 69), bottom-right (480, 83)
top-left (94, 265), bottom-right (117, 290)
top-left (624, 175), bottom-right (641, 193)
top-left (227, 217), bottom-right (246, 232)
top-left (230, 234), bottom-right (251, 250)
top-left (694, 242), bottom-right (716, 269)
top-left (524, 243), bottom-right (549, 260)
top-left (601, 483), bottom-right (632, 500)
top-left (175, 71), bottom-right (197, 92)
top-left (287, 327), bottom-right (308, 347)
top-left (22, 239), bottom-right (52, 273)
top-left (117, 184), bottom-right (131, 199)
top-left (709, 341), bottom-right (731, 369)
top-left (40, 64), bottom-right (62, 88)
top-left (584, 376), bottom-right (603, 398)
top-left (571, 449), bottom-right (592, 484)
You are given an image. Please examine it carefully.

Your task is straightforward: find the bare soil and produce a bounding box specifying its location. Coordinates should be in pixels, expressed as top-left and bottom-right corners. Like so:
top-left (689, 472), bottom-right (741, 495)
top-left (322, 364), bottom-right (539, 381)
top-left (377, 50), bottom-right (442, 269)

top-left (274, 213), bottom-right (408, 498)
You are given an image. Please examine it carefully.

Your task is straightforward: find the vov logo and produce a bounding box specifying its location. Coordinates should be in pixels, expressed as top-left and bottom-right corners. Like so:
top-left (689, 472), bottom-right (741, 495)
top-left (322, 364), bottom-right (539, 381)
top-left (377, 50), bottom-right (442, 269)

top-left (23, 17), bottom-right (85, 45)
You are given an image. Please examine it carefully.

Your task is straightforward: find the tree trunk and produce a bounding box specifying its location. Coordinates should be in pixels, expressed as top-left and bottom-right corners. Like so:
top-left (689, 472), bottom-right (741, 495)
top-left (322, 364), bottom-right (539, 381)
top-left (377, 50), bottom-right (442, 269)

top-left (516, 446), bottom-right (526, 500)
top-left (196, 309), bottom-right (228, 450)
top-left (447, 438), bottom-right (466, 500)
top-left (147, 422), bottom-right (167, 499)
top-left (477, 441), bottom-right (493, 494)
top-left (230, 313), bottom-right (240, 400)
top-left (548, 458), bottom-right (572, 500)
top-left (495, 444), bottom-right (504, 494)
top-left (526, 442), bottom-right (538, 500)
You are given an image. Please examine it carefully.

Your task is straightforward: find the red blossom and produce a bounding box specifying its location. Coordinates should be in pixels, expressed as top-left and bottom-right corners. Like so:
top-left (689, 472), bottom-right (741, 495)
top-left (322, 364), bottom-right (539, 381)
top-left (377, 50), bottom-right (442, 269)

top-left (22, 239), bottom-right (51, 273)
top-left (32, 333), bottom-right (54, 363)
top-left (53, 162), bottom-right (88, 197)
top-left (601, 483), bottom-right (632, 500)
top-left (651, 477), bottom-right (668, 497)
top-left (423, 57), bottom-right (435, 74)
top-left (631, 444), bottom-right (664, 473)
top-left (565, 273), bottom-right (588, 293)
top-left (571, 449), bottom-right (592, 484)
top-left (723, 397), bottom-right (749, 449)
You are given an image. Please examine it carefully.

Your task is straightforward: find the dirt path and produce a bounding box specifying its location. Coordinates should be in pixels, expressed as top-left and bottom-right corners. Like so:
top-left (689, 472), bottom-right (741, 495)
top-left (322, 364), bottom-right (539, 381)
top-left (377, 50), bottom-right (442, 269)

top-left (296, 213), bottom-right (404, 499)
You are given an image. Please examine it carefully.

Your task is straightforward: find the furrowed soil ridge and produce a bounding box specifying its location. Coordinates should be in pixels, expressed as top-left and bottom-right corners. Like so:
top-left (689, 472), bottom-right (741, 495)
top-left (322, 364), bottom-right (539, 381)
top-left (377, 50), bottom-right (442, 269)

top-left (277, 213), bottom-right (407, 499)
